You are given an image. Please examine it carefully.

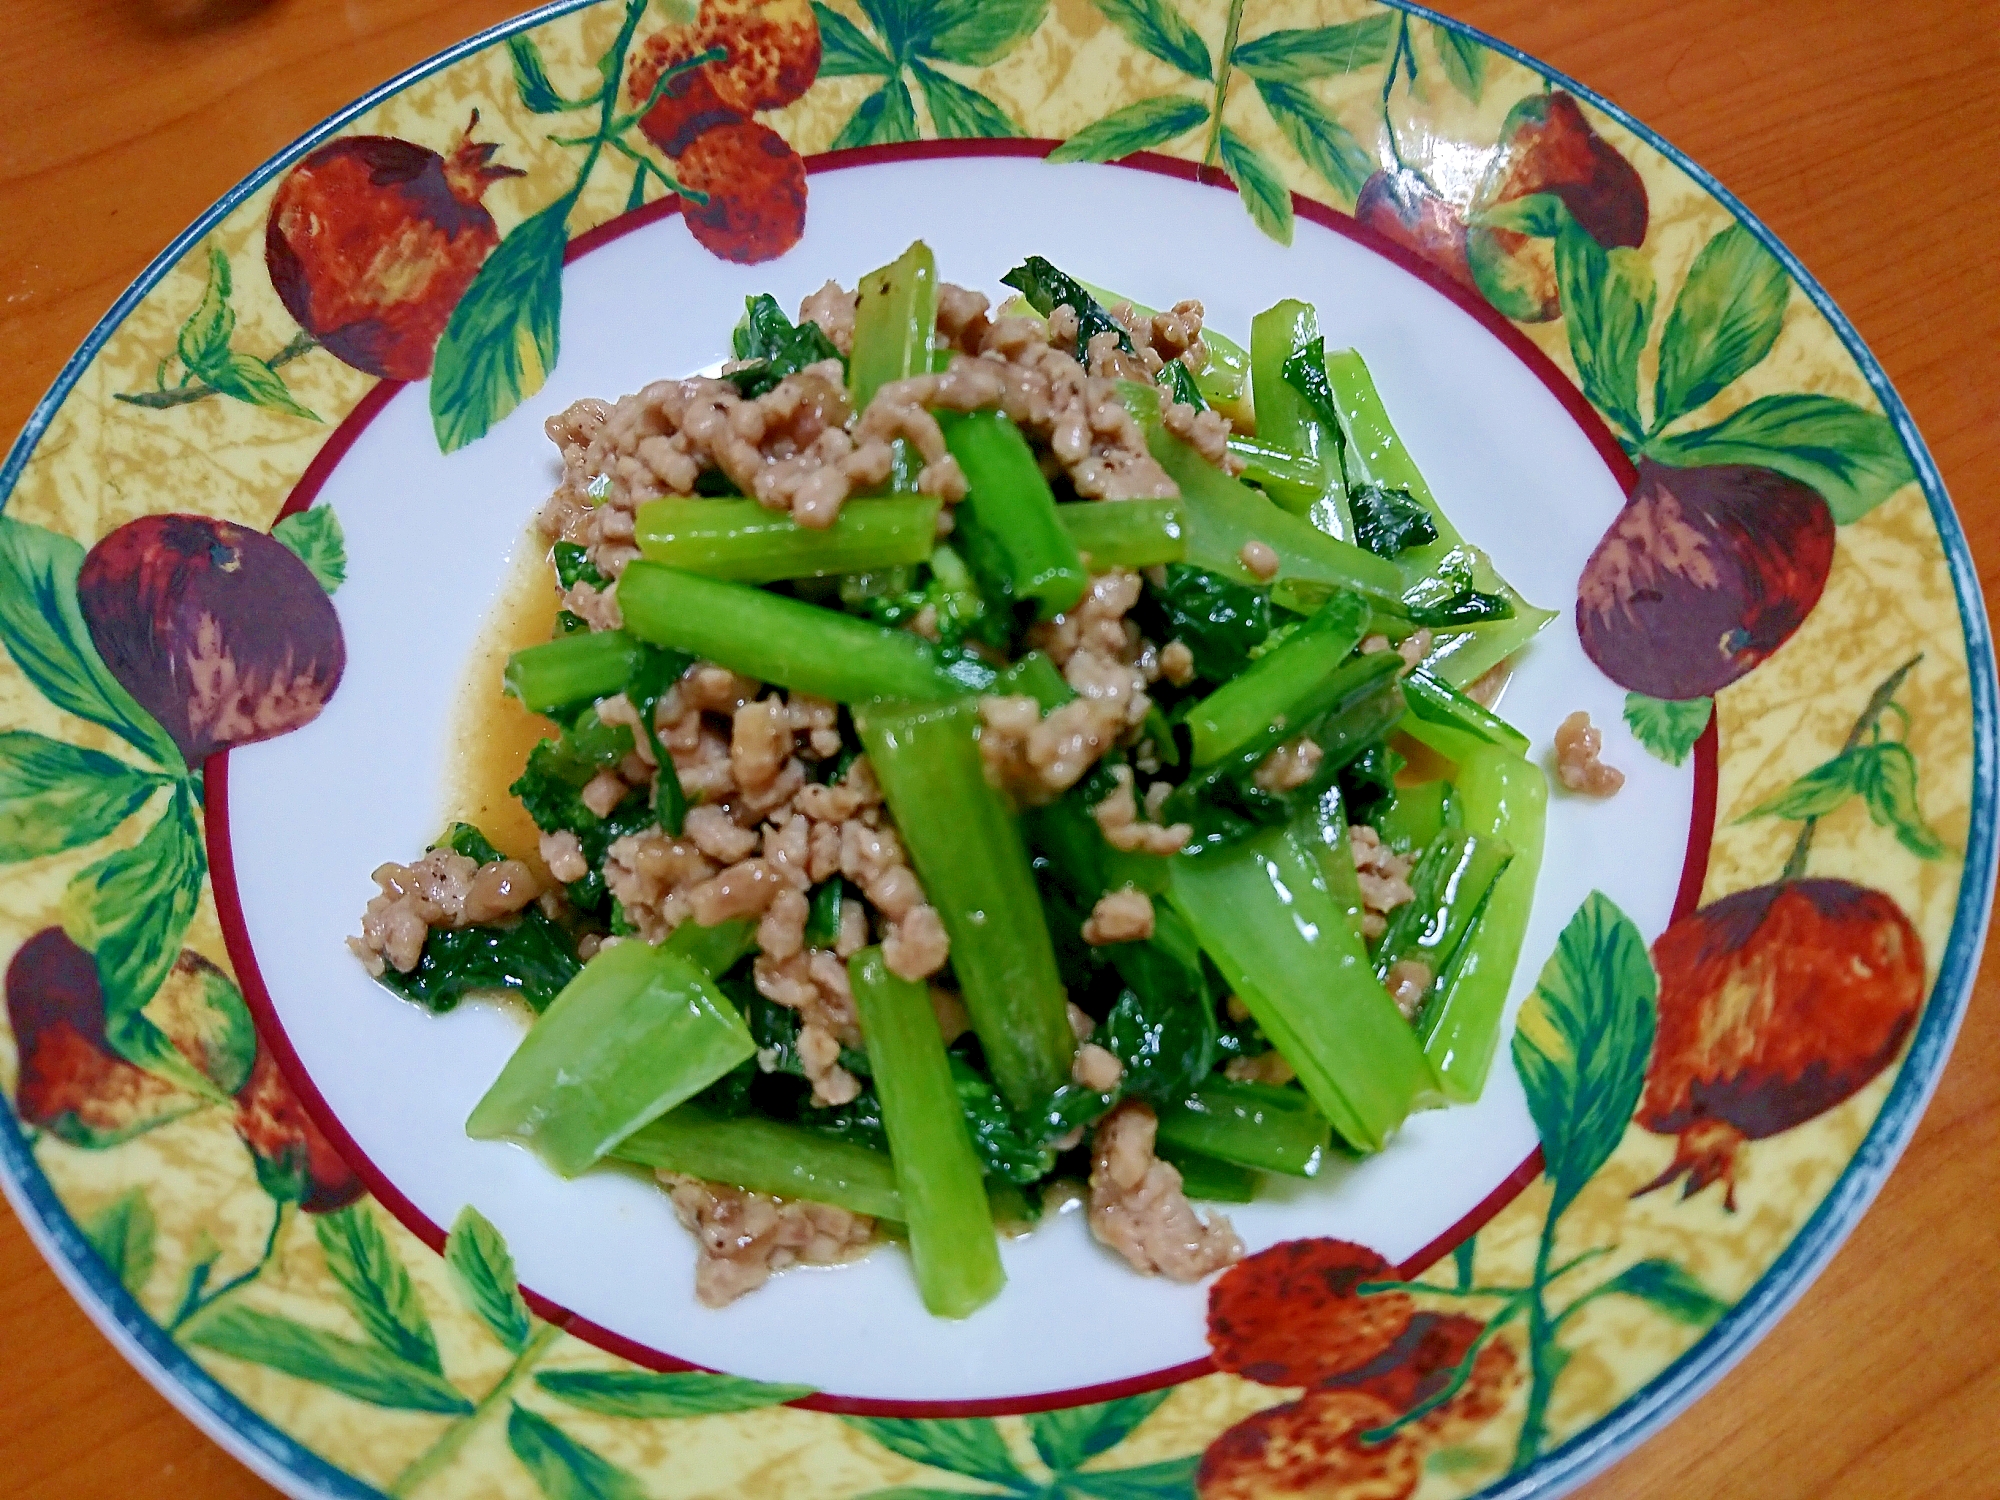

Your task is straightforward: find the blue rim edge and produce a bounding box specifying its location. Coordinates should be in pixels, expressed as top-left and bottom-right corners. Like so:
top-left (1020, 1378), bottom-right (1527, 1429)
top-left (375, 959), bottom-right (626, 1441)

top-left (0, 4), bottom-right (1992, 1498)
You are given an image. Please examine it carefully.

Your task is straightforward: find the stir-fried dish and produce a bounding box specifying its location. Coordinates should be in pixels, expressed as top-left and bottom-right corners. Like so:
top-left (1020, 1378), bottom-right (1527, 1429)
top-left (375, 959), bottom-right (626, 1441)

top-left (349, 242), bottom-right (1557, 1318)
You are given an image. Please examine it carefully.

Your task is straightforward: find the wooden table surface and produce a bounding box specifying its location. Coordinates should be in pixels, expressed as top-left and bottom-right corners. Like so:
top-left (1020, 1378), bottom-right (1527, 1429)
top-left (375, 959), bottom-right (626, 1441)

top-left (2, 1), bottom-right (1995, 1496)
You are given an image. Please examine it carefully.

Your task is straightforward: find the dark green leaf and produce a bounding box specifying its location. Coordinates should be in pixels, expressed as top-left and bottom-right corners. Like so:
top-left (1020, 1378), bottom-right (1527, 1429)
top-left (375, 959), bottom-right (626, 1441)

top-left (1027, 1391), bottom-right (1172, 1472)
top-left (1555, 210), bottom-right (1654, 440)
top-left (1623, 694), bottom-right (1711, 768)
top-left (553, 542), bottom-right (609, 592)
top-left (1739, 748), bottom-right (1866, 824)
top-left (1642, 392), bottom-right (1915, 524)
top-left (207, 351), bottom-right (319, 421)
top-left (64, 782), bottom-right (211, 1091)
top-left (183, 1305), bottom-right (474, 1413)
top-left (841, 1416), bottom-right (1028, 1488)
top-left (0, 517), bottom-right (182, 767)
top-left (315, 1203), bottom-right (443, 1374)
top-left (0, 731), bottom-right (160, 862)
top-left (375, 905), bottom-right (583, 1014)
top-left (831, 77), bottom-right (921, 149)
top-left (855, 0), bottom-right (922, 61)
top-left (1254, 79), bottom-right (1371, 202)
top-left (921, 0), bottom-right (1047, 66)
top-left (271, 507), bottom-right (346, 593)
top-left (176, 248), bottom-right (236, 379)
top-left (81, 1188), bottom-right (157, 1299)
top-left (1857, 741), bottom-right (1947, 859)
top-left (1046, 95), bottom-right (1210, 163)
top-left (1590, 1257), bottom-right (1729, 1325)
top-left (535, 1368), bottom-right (813, 1417)
top-left (1138, 564), bottom-right (1269, 682)
top-left (1510, 891), bottom-right (1657, 1221)
top-left (446, 1204), bottom-right (533, 1354)
top-left (507, 34), bottom-right (586, 112)
top-left (431, 198), bottom-right (570, 453)
top-left (506, 1404), bottom-right (646, 1500)
top-left (951, 1055), bottom-right (1067, 1183)
top-left (728, 294), bottom-right (846, 398)
top-left (1232, 16), bottom-right (1396, 82)
top-left (813, 2), bottom-right (896, 75)
top-left (1347, 485), bottom-right (1438, 559)
top-left (1061, 1456), bottom-right (1202, 1498)
top-left (1429, 22), bottom-right (1486, 102)
top-left (911, 61), bottom-right (1019, 139)
top-left (1092, 0), bottom-right (1211, 78)
top-left (1652, 223), bottom-right (1790, 431)
top-left (1217, 126), bottom-right (1292, 246)
top-left (999, 256), bottom-right (1133, 355)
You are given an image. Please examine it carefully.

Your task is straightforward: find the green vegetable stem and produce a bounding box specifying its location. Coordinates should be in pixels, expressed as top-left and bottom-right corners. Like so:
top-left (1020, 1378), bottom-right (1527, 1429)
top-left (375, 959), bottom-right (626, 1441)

top-left (634, 496), bottom-right (941, 582)
top-left (1054, 498), bottom-right (1187, 569)
top-left (1155, 1079), bottom-right (1331, 1178)
top-left (940, 409), bottom-right (1088, 620)
top-left (1250, 301), bottom-right (1348, 534)
top-left (503, 630), bottom-right (646, 717)
top-left (614, 1105), bottom-right (904, 1222)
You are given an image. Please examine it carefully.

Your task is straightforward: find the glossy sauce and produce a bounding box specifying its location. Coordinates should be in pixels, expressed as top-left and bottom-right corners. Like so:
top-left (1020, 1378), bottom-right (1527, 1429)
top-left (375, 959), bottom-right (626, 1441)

top-left (440, 529), bottom-right (562, 877)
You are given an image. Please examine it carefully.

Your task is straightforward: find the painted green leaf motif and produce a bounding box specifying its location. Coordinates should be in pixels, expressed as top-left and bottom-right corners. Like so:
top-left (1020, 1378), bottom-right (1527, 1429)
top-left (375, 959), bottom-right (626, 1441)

top-left (0, 517), bottom-right (182, 768)
top-left (1429, 22), bottom-right (1486, 102)
top-left (1554, 210), bottom-right (1655, 441)
top-left (1651, 223), bottom-right (1790, 432)
top-left (63, 782), bottom-right (212, 1093)
top-left (1027, 1390), bottom-right (1172, 1473)
top-left (183, 1305), bottom-right (474, 1413)
top-left (814, 2), bottom-right (894, 75)
top-left (272, 506), bottom-right (346, 593)
top-left (831, 76), bottom-right (921, 149)
top-left (1740, 751), bottom-right (1864, 823)
top-left (82, 1188), bottom-right (157, 1300)
top-left (507, 1405), bottom-right (647, 1500)
top-left (1061, 1457), bottom-right (1202, 1498)
top-left (1232, 15), bottom-right (1396, 83)
top-left (1046, 96), bottom-right (1210, 164)
top-left (855, 0), bottom-right (921, 62)
top-left (1623, 694), bottom-right (1711, 768)
top-left (315, 1203), bottom-right (443, 1374)
top-left (922, 0), bottom-right (1047, 67)
top-left (1856, 741), bottom-right (1947, 859)
top-left (431, 197), bottom-right (569, 454)
top-left (535, 1367), bottom-right (813, 1417)
top-left (1511, 891), bottom-right (1657, 1221)
top-left (0, 731), bottom-right (160, 863)
top-left (446, 1204), bottom-right (533, 1354)
top-left (508, 35), bottom-right (585, 113)
top-left (1473, 189), bottom-right (1566, 238)
top-left (1590, 1257), bottom-right (1729, 1325)
top-left (852, 1491), bottom-right (982, 1499)
top-left (1642, 392), bottom-right (1915, 524)
top-left (911, 61), bottom-right (1019, 139)
top-left (842, 1417), bottom-right (1028, 1488)
top-left (176, 249), bottom-right (236, 378)
top-left (1218, 126), bottom-right (1293, 246)
top-left (1254, 78), bottom-right (1371, 202)
top-left (1091, 0), bottom-right (1212, 80)
top-left (208, 350), bottom-right (320, 421)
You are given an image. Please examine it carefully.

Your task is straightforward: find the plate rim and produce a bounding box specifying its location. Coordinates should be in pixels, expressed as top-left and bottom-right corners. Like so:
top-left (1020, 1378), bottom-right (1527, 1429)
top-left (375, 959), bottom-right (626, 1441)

top-left (0, 2), bottom-right (1991, 1496)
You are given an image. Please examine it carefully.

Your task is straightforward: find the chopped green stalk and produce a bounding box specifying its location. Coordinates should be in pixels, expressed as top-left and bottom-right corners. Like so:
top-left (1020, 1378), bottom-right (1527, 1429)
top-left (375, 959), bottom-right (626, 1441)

top-left (1373, 777), bottom-right (1458, 854)
top-left (1298, 784), bottom-right (1370, 944)
top-left (1372, 830), bottom-right (1514, 1013)
top-left (634, 497), bottom-right (941, 582)
top-left (855, 701), bottom-right (1076, 1112)
top-left (1076, 278), bottom-right (1252, 415)
top-left (992, 650), bottom-right (1070, 711)
top-left (618, 561), bottom-right (971, 703)
top-left (1154, 1141), bottom-right (1259, 1202)
top-left (1169, 825), bottom-right (1434, 1151)
top-left (1227, 433), bottom-right (1328, 497)
top-left (1419, 613), bottom-right (1554, 691)
top-left (849, 241), bottom-right (938, 412)
top-left (941, 411), bottom-right (1088, 619)
top-left (848, 948), bottom-right (1005, 1318)
top-left (614, 1105), bottom-right (903, 1221)
top-left (663, 916), bottom-right (756, 980)
top-left (1156, 1079), bottom-right (1330, 1177)
top-left (1320, 348), bottom-right (1555, 683)
top-left (1123, 382), bottom-right (1406, 610)
top-left (1055, 499), bottom-right (1187, 569)
top-left (466, 942), bottom-right (756, 1177)
top-left (1183, 591), bottom-right (1371, 766)
top-left (1420, 748), bottom-right (1546, 1102)
top-left (503, 630), bottom-right (645, 716)
top-left (1250, 304), bottom-right (1348, 536)
top-left (1400, 667), bottom-right (1531, 765)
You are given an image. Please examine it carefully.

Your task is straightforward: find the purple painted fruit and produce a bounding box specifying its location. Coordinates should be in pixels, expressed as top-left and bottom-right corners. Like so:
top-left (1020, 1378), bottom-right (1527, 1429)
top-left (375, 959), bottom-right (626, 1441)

top-left (76, 513), bottom-right (345, 767)
top-left (1576, 460), bottom-right (1835, 700)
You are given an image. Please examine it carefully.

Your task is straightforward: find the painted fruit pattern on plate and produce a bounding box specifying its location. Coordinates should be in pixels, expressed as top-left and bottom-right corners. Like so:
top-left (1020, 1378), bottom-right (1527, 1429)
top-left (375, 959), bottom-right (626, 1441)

top-left (0, 1), bottom-right (1977, 1498)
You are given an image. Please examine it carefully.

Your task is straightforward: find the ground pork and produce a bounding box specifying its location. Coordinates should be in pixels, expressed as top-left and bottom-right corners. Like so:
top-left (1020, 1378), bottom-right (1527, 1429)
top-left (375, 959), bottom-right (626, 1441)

top-left (349, 849), bottom-right (539, 976)
top-left (798, 280), bottom-right (857, 354)
top-left (1225, 1050), bottom-right (1297, 1086)
top-left (753, 946), bottom-right (865, 1106)
top-left (1349, 823), bottom-right (1417, 941)
top-left (1238, 539), bottom-right (1280, 581)
top-left (1386, 958), bottom-right (1434, 1019)
top-left (1161, 397), bottom-right (1241, 473)
top-left (1157, 639), bottom-right (1196, 686)
top-left (1088, 1102), bottom-right (1243, 1280)
top-left (661, 1174), bottom-right (876, 1306)
top-left (935, 281), bottom-right (992, 354)
top-left (1360, 628), bottom-right (1436, 675)
top-left (1555, 710), bottom-right (1625, 796)
top-left (1072, 1042), bottom-right (1125, 1092)
top-left (1083, 888), bottom-right (1155, 945)
top-left (1253, 735), bottom-right (1323, 793)
top-left (1092, 764), bottom-right (1191, 856)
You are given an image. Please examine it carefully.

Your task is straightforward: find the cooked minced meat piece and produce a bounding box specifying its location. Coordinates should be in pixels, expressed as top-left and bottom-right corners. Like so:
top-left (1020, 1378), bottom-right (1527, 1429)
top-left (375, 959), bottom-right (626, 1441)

top-left (1082, 888), bottom-right (1155, 945)
top-left (349, 849), bottom-right (539, 976)
top-left (1349, 824), bottom-right (1417, 941)
top-left (661, 1174), bottom-right (877, 1307)
top-left (1088, 1102), bottom-right (1243, 1281)
top-left (1555, 710), bottom-right (1625, 796)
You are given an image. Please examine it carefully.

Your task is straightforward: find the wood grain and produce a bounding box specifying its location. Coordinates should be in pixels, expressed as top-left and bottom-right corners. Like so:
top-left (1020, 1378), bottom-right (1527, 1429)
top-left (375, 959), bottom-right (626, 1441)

top-left (1, 2), bottom-right (1994, 1497)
